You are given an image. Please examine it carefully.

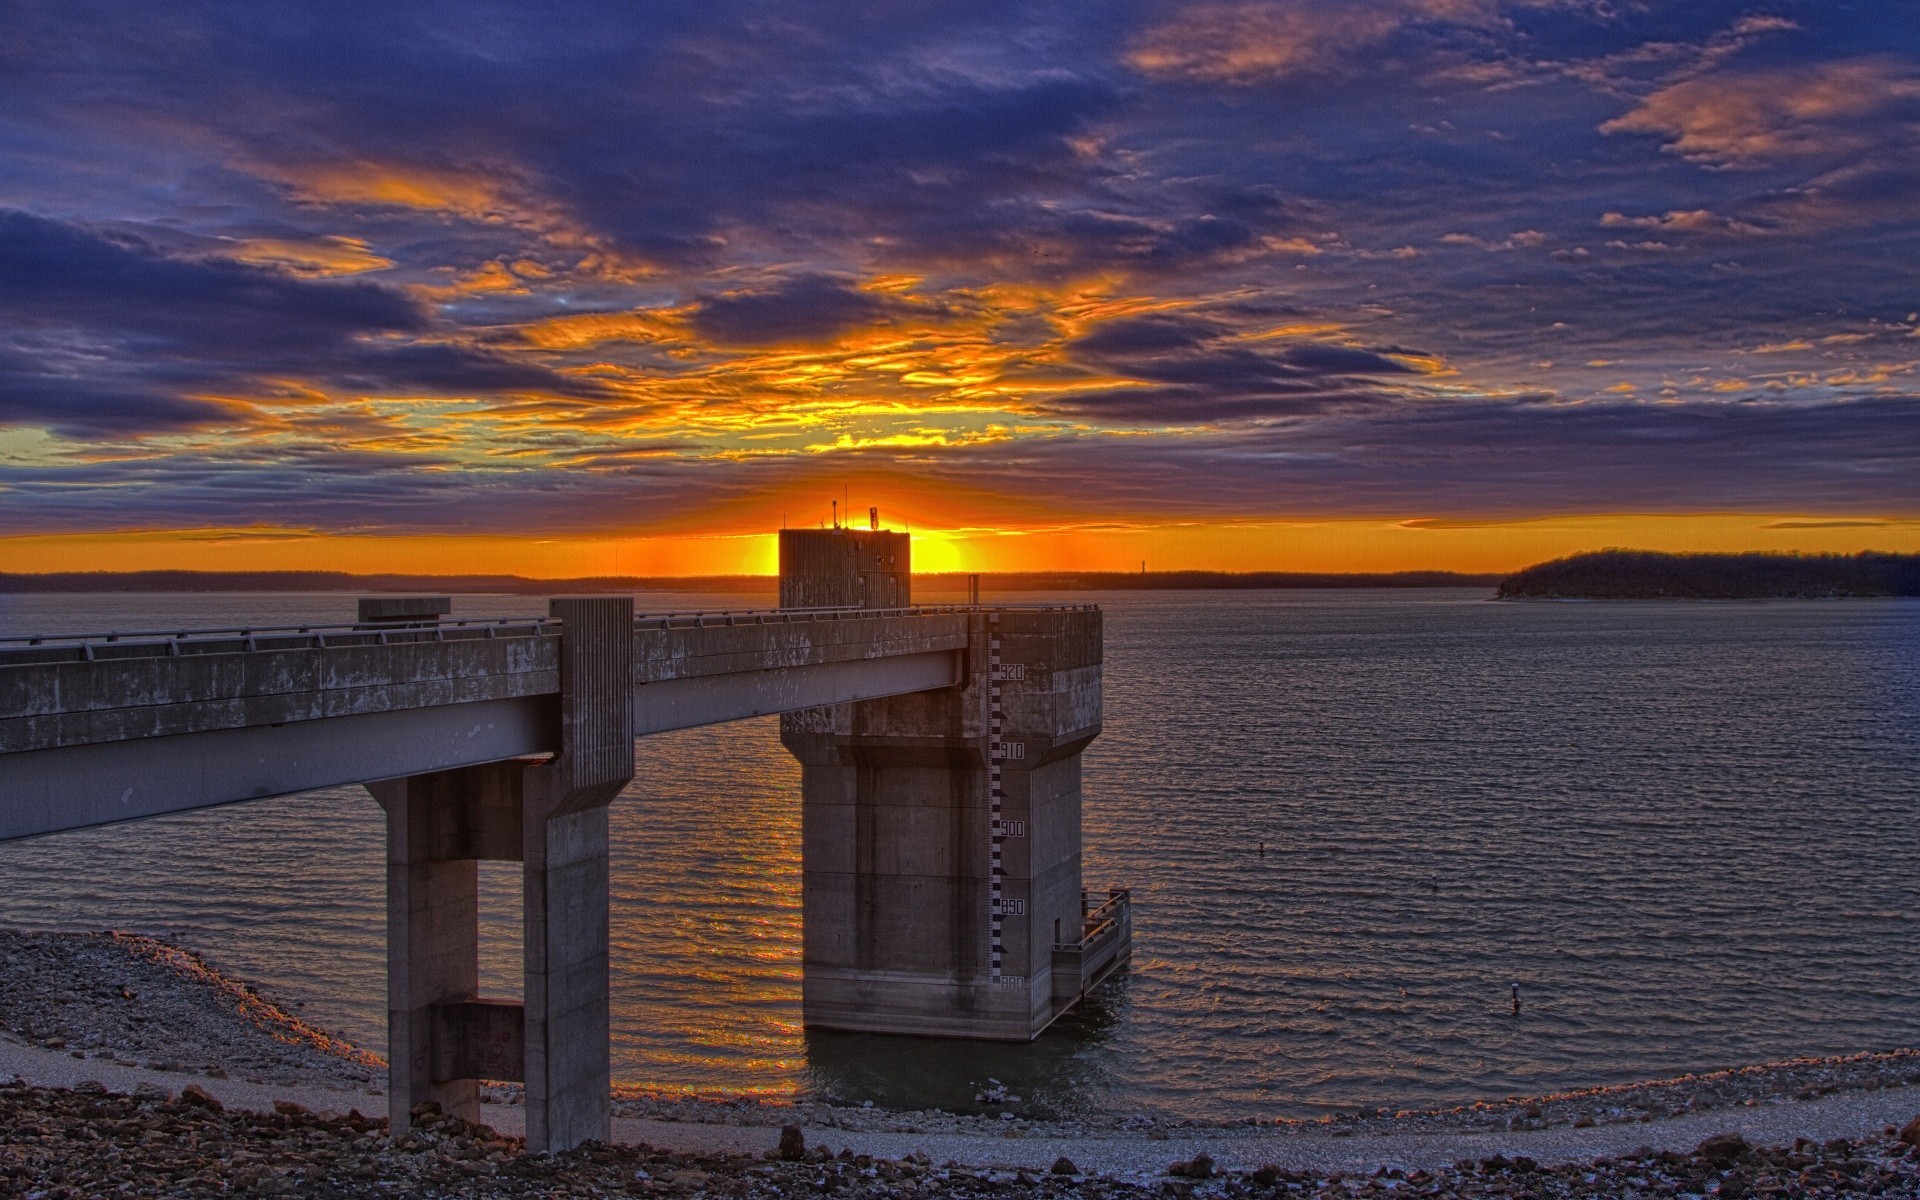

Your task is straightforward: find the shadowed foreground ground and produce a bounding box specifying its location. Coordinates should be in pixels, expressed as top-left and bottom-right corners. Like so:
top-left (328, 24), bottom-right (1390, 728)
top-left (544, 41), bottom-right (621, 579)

top-left (7, 1078), bottom-right (1920, 1199)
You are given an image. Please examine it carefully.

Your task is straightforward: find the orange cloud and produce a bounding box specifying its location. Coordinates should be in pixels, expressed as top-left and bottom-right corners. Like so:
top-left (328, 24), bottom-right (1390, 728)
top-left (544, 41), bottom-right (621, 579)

top-left (1126, 0), bottom-right (1499, 84)
top-left (514, 309), bottom-right (689, 351)
top-left (220, 235), bottom-right (393, 276)
top-left (412, 259), bottom-right (531, 300)
top-left (1601, 57), bottom-right (1920, 167)
top-left (241, 158), bottom-right (568, 232)
top-left (1599, 209), bottom-right (1768, 236)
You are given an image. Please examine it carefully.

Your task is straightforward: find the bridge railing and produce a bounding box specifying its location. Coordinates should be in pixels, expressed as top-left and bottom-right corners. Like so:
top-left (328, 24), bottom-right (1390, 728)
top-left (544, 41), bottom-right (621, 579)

top-left (0, 616), bottom-right (562, 665)
top-left (631, 601), bottom-right (1098, 628)
top-left (0, 602), bottom-right (1099, 665)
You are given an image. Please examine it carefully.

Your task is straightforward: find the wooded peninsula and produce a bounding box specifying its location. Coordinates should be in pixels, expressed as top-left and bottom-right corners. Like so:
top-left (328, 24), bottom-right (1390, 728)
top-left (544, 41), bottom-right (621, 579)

top-left (1498, 550), bottom-right (1920, 600)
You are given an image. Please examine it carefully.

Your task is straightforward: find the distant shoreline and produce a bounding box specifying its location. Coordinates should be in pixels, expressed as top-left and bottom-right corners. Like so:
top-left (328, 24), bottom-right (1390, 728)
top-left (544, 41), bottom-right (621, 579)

top-left (0, 569), bottom-right (1502, 595)
top-left (11, 551), bottom-right (1918, 599)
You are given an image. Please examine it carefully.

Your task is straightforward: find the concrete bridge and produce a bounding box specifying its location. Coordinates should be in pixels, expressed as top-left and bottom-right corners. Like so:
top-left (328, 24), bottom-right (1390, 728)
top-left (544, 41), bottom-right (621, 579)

top-left (0, 529), bottom-right (1131, 1151)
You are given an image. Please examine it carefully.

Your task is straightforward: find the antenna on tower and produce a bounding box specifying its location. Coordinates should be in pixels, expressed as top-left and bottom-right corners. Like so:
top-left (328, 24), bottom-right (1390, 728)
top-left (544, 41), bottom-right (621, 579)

top-left (832, 500), bottom-right (838, 530)
top-left (869, 506), bottom-right (879, 531)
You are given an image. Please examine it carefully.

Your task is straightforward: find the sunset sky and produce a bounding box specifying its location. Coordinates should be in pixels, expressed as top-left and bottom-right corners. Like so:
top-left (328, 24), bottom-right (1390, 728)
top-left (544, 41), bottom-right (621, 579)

top-left (3, 1), bottom-right (1918, 575)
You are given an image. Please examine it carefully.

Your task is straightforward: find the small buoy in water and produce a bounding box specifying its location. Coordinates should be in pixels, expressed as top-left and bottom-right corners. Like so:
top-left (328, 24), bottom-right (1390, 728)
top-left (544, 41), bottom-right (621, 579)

top-left (1428, 874), bottom-right (1438, 893)
top-left (1258, 841), bottom-right (1265, 858)
top-left (1511, 983), bottom-right (1521, 1015)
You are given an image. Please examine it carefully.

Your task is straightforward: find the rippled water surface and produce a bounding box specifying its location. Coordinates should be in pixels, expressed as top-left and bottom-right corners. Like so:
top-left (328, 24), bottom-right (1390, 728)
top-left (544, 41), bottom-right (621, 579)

top-left (3, 589), bottom-right (1917, 1120)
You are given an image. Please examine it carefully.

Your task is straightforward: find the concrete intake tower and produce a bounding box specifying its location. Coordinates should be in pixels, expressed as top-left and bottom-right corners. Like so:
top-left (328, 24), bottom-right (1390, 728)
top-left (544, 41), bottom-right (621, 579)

top-left (779, 527), bottom-right (1130, 1039)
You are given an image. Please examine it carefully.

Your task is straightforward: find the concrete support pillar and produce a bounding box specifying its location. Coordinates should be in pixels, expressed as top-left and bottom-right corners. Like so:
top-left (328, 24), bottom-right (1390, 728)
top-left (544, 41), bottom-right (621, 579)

top-left (369, 596), bottom-right (633, 1152)
top-left (521, 595), bottom-right (632, 1153)
top-left (520, 768), bottom-right (615, 1152)
top-left (373, 786), bottom-right (481, 1126)
top-left (368, 762), bottom-right (523, 1134)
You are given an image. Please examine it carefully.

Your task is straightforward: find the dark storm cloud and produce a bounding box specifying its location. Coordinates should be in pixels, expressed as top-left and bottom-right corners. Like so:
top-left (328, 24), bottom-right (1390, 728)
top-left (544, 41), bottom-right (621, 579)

top-left (0, 209), bottom-right (423, 348)
top-left (687, 277), bottom-right (912, 347)
top-left (11, 393), bottom-right (1915, 536)
top-left (0, 210), bottom-right (602, 434)
top-left (1054, 313), bottom-right (1423, 421)
top-left (1277, 344), bottom-right (1415, 375)
top-left (0, 1), bottom-right (1127, 268)
top-left (0, 351), bottom-right (236, 437)
top-left (897, 394), bottom-right (1920, 517)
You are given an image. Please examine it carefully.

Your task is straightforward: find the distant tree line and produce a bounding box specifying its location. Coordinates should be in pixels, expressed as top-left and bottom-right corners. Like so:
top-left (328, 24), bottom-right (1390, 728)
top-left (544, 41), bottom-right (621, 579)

top-left (0, 568), bottom-right (1502, 594)
top-left (22, 556), bottom-right (1913, 599)
top-left (0, 570), bottom-right (772, 595)
top-left (1497, 550), bottom-right (1920, 600)
top-left (917, 570), bottom-right (1501, 590)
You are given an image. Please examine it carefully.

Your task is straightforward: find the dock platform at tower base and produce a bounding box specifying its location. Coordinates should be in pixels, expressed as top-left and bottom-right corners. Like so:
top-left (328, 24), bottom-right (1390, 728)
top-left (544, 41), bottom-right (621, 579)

top-left (1050, 888), bottom-right (1132, 1013)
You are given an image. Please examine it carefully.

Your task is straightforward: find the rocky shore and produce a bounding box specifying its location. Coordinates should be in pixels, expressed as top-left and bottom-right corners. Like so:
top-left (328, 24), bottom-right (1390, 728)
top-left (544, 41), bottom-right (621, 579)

top-left (8, 1077), bottom-right (1920, 1199)
top-left (3, 925), bottom-right (1920, 1182)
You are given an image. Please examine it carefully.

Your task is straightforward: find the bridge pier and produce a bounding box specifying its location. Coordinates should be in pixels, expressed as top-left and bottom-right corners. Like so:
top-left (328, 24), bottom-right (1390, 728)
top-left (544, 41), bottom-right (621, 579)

top-left (366, 597), bottom-right (632, 1152)
top-left (778, 530), bottom-right (1125, 1039)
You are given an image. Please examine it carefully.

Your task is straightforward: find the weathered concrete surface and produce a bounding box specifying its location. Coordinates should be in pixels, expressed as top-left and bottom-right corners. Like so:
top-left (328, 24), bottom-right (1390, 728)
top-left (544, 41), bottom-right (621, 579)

top-left (0, 607), bottom-right (969, 842)
top-left (369, 765), bottom-right (504, 1132)
top-left (519, 596), bottom-right (633, 1153)
top-left (626, 611), bottom-right (967, 735)
top-left (632, 610), bottom-right (966, 682)
top-left (2, 609), bottom-right (967, 755)
top-left (3, 698), bottom-right (555, 843)
top-left (0, 631), bottom-right (560, 754)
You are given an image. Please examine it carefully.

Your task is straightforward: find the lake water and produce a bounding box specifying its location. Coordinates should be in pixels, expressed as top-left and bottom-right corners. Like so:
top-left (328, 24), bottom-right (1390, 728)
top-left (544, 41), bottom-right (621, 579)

top-left (2, 589), bottom-right (1917, 1120)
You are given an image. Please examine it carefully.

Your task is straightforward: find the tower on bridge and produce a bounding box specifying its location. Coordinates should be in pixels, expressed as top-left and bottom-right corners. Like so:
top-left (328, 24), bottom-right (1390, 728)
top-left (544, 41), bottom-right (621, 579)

top-left (779, 527), bottom-right (1131, 1039)
top-left (778, 526), bottom-right (911, 610)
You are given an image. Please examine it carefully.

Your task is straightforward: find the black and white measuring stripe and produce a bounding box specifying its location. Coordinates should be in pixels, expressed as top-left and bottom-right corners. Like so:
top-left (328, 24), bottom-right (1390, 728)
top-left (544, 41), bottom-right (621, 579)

top-left (987, 613), bottom-right (1004, 980)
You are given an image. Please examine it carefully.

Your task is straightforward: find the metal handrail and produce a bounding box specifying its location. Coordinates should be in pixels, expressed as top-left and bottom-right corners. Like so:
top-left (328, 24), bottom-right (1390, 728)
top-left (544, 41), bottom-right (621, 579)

top-left (0, 616), bottom-right (561, 651)
top-left (1054, 888), bottom-right (1131, 953)
top-left (635, 602), bottom-right (1098, 629)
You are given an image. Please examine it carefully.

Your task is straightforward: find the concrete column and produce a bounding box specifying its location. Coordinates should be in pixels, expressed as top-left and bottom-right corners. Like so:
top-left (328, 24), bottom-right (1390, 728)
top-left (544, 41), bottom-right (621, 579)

top-left (521, 596), bottom-right (633, 1153)
top-left (367, 761), bottom-right (523, 1135)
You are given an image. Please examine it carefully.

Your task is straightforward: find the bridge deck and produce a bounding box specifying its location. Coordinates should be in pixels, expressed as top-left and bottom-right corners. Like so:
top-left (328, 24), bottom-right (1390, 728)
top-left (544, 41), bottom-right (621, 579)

top-left (0, 603), bottom-right (1094, 842)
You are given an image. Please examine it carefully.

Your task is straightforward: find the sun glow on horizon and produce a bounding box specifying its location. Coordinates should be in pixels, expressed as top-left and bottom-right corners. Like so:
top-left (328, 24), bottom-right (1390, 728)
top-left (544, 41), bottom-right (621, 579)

top-left (4, 513), bottom-right (1917, 579)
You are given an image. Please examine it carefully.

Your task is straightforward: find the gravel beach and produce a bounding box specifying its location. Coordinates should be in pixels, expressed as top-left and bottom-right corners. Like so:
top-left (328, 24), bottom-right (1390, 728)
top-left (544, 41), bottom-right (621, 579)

top-left (0, 930), bottom-right (378, 1089)
top-left (6, 928), bottom-right (1920, 1197)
